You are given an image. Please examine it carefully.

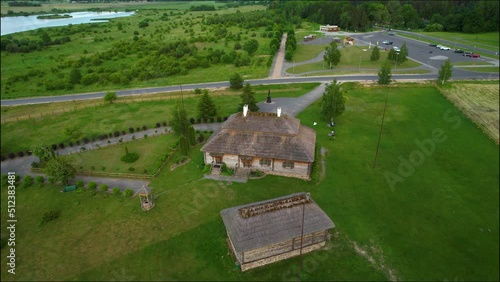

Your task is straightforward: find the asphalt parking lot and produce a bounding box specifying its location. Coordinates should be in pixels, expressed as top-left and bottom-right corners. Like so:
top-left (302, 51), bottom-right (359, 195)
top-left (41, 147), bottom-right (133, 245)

top-left (349, 31), bottom-right (497, 68)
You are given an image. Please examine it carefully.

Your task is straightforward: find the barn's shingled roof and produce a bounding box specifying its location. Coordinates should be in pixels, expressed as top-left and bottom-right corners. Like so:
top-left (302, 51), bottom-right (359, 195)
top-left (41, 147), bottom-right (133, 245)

top-left (220, 192), bottom-right (335, 253)
top-left (201, 112), bottom-right (316, 162)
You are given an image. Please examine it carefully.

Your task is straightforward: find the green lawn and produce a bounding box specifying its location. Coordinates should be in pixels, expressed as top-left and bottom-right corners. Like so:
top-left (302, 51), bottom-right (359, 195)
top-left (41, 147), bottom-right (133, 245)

top-left (291, 43), bottom-right (326, 63)
top-left (0, 83), bottom-right (320, 155)
top-left (287, 46), bottom-right (421, 74)
top-left (299, 69), bottom-right (431, 76)
top-left (1, 83), bottom-right (498, 281)
top-left (414, 31), bottom-right (499, 50)
top-left (72, 133), bottom-right (177, 175)
top-left (396, 32), bottom-right (499, 59)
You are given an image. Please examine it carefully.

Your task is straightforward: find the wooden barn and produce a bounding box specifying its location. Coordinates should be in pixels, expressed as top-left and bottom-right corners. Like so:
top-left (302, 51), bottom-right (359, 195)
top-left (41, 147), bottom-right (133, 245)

top-left (200, 106), bottom-right (316, 179)
top-left (220, 192), bottom-right (335, 271)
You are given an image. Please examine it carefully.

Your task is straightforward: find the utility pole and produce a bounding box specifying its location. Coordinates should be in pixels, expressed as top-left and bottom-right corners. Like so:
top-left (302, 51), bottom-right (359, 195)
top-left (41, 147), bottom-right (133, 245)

top-left (180, 85), bottom-right (190, 151)
top-left (373, 95), bottom-right (388, 169)
top-left (297, 195), bottom-right (306, 282)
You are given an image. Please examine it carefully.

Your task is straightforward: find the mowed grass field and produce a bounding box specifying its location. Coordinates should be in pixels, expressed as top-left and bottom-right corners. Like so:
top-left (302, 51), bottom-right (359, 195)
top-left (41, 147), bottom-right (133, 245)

top-left (287, 46), bottom-right (421, 74)
top-left (438, 82), bottom-right (499, 143)
top-left (0, 83), bottom-right (320, 155)
top-left (72, 132), bottom-right (177, 175)
top-left (1, 83), bottom-right (498, 281)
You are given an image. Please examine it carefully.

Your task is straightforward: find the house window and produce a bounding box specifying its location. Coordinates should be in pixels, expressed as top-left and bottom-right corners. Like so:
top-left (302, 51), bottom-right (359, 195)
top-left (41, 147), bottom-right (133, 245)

top-left (282, 161), bottom-right (294, 169)
top-left (259, 158), bottom-right (271, 166)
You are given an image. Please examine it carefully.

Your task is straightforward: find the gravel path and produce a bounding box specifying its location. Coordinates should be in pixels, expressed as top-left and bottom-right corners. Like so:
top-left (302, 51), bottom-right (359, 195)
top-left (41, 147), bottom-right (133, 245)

top-left (271, 33), bottom-right (287, 78)
top-left (0, 123), bottom-right (222, 191)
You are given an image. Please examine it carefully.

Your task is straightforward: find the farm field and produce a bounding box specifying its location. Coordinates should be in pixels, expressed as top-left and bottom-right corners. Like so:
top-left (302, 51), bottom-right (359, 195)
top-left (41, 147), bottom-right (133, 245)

top-left (438, 82), bottom-right (499, 143)
top-left (1, 4), bottom-right (278, 99)
top-left (1, 83), bottom-right (498, 281)
top-left (0, 83), bottom-right (320, 155)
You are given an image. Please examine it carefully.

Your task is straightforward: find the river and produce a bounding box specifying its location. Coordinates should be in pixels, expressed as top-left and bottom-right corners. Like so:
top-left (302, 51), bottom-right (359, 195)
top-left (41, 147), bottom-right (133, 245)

top-left (1, 11), bottom-right (135, 36)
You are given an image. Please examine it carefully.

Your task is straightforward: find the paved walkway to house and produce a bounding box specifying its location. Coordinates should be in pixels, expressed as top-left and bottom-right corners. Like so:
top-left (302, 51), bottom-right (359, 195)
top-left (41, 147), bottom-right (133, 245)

top-left (0, 82), bottom-right (329, 189)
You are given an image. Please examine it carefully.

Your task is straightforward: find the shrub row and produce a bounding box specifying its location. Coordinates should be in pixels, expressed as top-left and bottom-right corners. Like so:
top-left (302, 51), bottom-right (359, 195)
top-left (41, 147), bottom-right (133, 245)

top-left (189, 116), bottom-right (228, 124)
top-left (2, 122), bottom-right (169, 161)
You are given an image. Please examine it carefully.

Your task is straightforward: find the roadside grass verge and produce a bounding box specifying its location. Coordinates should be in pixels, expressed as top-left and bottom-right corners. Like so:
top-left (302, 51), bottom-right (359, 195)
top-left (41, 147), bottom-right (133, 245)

top-left (413, 31), bottom-right (499, 50)
top-left (1, 83), bottom-right (498, 281)
top-left (287, 46), bottom-right (421, 74)
top-left (455, 66), bottom-right (499, 73)
top-left (291, 43), bottom-right (326, 63)
top-left (396, 32), bottom-right (499, 59)
top-left (0, 83), bottom-right (320, 155)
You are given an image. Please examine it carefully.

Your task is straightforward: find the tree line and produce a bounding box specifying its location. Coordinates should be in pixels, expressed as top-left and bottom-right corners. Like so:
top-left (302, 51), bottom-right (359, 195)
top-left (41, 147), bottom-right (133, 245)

top-left (268, 0), bottom-right (498, 33)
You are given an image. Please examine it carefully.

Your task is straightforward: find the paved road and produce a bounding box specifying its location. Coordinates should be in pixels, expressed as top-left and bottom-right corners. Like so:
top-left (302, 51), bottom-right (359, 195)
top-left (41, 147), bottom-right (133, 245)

top-left (2, 69), bottom-right (498, 107)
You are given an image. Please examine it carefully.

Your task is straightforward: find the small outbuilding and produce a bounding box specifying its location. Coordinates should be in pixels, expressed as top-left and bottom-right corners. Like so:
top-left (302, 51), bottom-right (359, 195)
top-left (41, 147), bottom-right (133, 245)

top-left (220, 192), bottom-right (335, 271)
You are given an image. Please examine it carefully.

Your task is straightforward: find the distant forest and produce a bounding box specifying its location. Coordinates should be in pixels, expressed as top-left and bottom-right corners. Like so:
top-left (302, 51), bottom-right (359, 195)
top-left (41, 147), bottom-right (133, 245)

top-left (268, 0), bottom-right (498, 33)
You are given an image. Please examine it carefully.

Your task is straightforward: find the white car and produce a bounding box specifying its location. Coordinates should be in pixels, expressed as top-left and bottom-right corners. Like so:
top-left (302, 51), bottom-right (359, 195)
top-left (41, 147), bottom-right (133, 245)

top-left (393, 46), bottom-right (400, 52)
top-left (436, 44), bottom-right (444, 49)
top-left (440, 46), bottom-right (450, 50)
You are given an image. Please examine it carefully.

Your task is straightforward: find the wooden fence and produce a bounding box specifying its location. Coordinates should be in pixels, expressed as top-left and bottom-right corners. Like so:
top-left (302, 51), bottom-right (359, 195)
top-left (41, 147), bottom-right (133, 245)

top-left (30, 141), bottom-right (177, 180)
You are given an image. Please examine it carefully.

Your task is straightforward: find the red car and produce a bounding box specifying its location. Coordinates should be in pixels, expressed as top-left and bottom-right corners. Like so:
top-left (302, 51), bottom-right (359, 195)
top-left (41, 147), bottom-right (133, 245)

top-left (471, 53), bottom-right (480, 58)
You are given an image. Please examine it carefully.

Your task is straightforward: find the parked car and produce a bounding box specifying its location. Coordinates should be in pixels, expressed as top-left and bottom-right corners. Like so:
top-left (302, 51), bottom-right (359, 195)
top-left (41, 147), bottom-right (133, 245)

top-left (471, 53), bottom-right (480, 58)
top-left (382, 40), bottom-right (393, 45)
top-left (454, 49), bottom-right (464, 53)
top-left (464, 51), bottom-right (473, 57)
top-left (440, 46), bottom-right (451, 50)
top-left (393, 46), bottom-right (400, 52)
top-left (429, 43), bottom-right (437, 47)
top-left (388, 32), bottom-right (395, 36)
top-left (436, 44), bottom-right (444, 49)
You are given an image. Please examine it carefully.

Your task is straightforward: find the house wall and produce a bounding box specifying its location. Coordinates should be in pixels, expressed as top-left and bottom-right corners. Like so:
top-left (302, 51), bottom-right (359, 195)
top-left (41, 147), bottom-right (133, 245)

top-left (204, 153), bottom-right (312, 179)
top-left (242, 230), bottom-right (327, 264)
top-left (238, 230), bottom-right (329, 272)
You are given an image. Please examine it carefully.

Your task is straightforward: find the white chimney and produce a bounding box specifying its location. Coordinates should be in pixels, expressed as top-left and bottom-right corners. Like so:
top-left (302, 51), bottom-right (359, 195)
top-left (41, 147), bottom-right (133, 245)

top-left (277, 107), bottom-right (282, 117)
top-left (243, 104), bottom-right (248, 117)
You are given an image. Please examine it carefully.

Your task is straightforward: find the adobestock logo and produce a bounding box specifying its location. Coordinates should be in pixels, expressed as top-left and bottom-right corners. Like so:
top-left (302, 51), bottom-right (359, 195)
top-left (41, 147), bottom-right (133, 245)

top-left (384, 109), bottom-right (462, 192)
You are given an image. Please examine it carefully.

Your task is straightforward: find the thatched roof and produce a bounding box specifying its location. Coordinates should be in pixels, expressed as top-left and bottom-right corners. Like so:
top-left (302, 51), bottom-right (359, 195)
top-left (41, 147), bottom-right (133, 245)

top-left (201, 112), bottom-right (316, 162)
top-left (220, 192), bottom-right (335, 253)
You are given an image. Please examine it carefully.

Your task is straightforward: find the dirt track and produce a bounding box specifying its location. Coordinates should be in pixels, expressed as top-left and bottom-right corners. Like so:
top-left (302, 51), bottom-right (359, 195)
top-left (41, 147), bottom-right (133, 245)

top-left (271, 33), bottom-right (287, 78)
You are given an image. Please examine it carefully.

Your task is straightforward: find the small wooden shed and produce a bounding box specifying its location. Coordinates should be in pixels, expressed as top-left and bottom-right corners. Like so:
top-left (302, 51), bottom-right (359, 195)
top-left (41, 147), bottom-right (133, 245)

top-left (220, 192), bottom-right (335, 271)
top-left (135, 185), bottom-right (155, 211)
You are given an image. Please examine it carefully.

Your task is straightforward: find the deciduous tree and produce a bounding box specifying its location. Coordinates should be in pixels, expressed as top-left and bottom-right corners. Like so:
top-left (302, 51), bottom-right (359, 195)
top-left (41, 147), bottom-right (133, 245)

top-left (437, 59), bottom-right (452, 85)
top-left (320, 79), bottom-right (345, 123)
top-left (104, 91), bottom-right (117, 104)
top-left (378, 60), bottom-right (392, 85)
top-left (324, 42), bottom-right (341, 69)
top-left (370, 45), bottom-right (380, 62)
top-left (229, 72), bottom-right (243, 89)
top-left (44, 156), bottom-right (76, 185)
